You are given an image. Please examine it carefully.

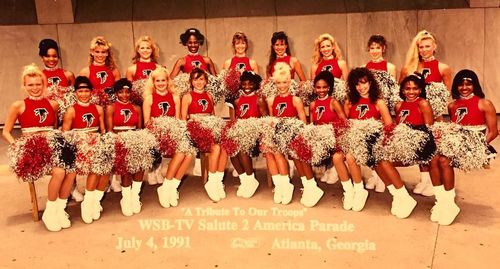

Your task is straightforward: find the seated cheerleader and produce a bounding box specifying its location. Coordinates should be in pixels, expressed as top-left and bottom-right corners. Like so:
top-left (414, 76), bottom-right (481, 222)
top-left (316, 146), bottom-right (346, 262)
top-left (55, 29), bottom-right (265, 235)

top-left (431, 69), bottom-right (498, 225)
top-left (266, 31), bottom-right (306, 81)
top-left (223, 32), bottom-right (259, 73)
top-left (181, 68), bottom-right (226, 202)
top-left (364, 35), bottom-right (397, 78)
top-left (105, 78), bottom-right (144, 216)
top-left (142, 67), bottom-right (193, 207)
top-left (170, 28), bottom-right (217, 78)
top-left (38, 38), bottom-right (75, 87)
top-left (126, 36), bottom-right (161, 82)
top-left (266, 62), bottom-right (323, 206)
top-left (60, 76), bottom-right (106, 224)
top-left (310, 33), bottom-right (348, 80)
top-left (228, 71), bottom-right (268, 198)
top-left (3, 64), bottom-right (64, 231)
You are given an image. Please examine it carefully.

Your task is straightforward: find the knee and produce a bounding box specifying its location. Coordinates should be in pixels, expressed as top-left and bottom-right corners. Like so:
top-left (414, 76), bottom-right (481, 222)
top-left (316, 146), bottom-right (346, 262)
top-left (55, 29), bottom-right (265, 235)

top-left (332, 152), bottom-right (345, 164)
top-left (438, 156), bottom-right (450, 168)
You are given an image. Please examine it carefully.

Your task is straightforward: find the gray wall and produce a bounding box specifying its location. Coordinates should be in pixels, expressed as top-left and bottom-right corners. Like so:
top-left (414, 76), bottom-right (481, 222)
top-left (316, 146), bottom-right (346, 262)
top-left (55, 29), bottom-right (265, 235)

top-left (1, 8), bottom-right (499, 123)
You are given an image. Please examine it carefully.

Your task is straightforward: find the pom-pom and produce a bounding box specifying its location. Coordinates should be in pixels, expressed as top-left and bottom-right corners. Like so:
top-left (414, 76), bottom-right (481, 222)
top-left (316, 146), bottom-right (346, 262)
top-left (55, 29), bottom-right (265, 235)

top-left (62, 131), bottom-right (99, 174)
top-left (273, 118), bottom-right (305, 155)
top-left (91, 87), bottom-right (115, 107)
top-left (8, 133), bottom-right (53, 182)
top-left (371, 70), bottom-right (402, 113)
top-left (148, 117), bottom-right (195, 155)
top-left (259, 80), bottom-right (314, 105)
top-left (130, 79), bottom-right (147, 106)
top-left (289, 124), bottom-right (336, 165)
top-left (47, 85), bottom-right (77, 122)
top-left (426, 82), bottom-right (450, 118)
top-left (187, 115), bottom-right (225, 153)
top-left (332, 78), bottom-right (348, 103)
top-left (49, 131), bottom-right (77, 170)
top-left (258, 116), bottom-right (281, 153)
top-left (91, 132), bottom-right (116, 175)
top-left (222, 69), bottom-right (241, 104)
top-left (114, 130), bottom-right (159, 174)
top-left (172, 73), bottom-right (191, 98)
top-left (338, 119), bottom-right (383, 167)
top-left (220, 118), bottom-right (262, 157)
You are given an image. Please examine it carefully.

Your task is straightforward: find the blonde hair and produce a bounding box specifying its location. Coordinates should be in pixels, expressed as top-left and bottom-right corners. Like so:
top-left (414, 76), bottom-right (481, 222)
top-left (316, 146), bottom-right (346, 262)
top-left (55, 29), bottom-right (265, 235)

top-left (312, 33), bottom-right (343, 64)
top-left (88, 36), bottom-right (117, 69)
top-left (21, 63), bottom-right (47, 95)
top-left (132, 36), bottom-right (160, 64)
top-left (272, 62), bottom-right (291, 82)
top-left (143, 66), bottom-right (172, 98)
top-left (403, 30), bottom-right (437, 74)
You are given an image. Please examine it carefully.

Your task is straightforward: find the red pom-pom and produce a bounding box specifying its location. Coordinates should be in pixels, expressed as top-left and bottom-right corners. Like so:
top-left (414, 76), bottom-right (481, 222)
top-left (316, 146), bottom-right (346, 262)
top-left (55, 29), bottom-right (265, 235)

top-left (158, 133), bottom-right (177, 157)
top-left (224, 69), bottom-right (241, 99)
top-left (289, 135), bottom-right (312, 163)
top-left (15, 135), bottom-right (53, 182)
top-left (113, 140), bottom-right (129, 175)
top-left (187, 121), bottom-right (215, 152)
top-left (220, 120), bottom-right (239, 156)
top-left (383, 123), bottom-right (396, 145)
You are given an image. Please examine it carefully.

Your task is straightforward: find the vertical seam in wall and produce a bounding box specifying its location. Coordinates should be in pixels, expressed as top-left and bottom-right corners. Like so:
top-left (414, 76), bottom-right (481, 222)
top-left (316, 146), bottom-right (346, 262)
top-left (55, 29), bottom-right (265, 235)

top-left (131, 0), bottom-right (136, 48)
top-left (204, 0), bottom-right (209, 56)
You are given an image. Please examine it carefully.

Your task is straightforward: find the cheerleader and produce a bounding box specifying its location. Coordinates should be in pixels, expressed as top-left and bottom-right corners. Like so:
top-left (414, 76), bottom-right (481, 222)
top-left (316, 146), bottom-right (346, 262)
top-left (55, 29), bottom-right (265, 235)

top-left (266, 31), bottom-right (306, 81)
top-left (170, 28), bottom-right (217, 78)
top-left (181, 68), bottom-right (226, 202)
top-left (364, 35), bottom-right (397, 79)
top-left (126, 36), bottom-right (161, 82)
top-left (38, 38), bottom-right (75, 87)
top-left (3, 64), bottom-right (64, 231)
top-left (266, 63), bottom-right (323, 206)
top-left (143, 67), bottom-right (193, 207)
top-left (310, 33), bottom-right (348, 80)
top-left (431, 70), bottom-right (498, 225)
top-left (105, 78), bottom-right (144, 216)
top-left (79, 36), bottom-right (121, 106)
top-left (60, 76), bottom-right (106, 224)
top-left (222, 32), bottom-right (259, 74)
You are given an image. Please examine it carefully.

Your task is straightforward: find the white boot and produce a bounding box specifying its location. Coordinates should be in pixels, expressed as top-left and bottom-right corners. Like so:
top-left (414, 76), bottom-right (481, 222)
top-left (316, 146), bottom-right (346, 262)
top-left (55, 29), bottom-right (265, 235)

top-left (325, 168), bottom-right (339, 184)
top-left (168, 178), bottom-right (181, 207)
top-left (272, 175), bottom-right (282, 204)
top-left (204, 172), bottom-right (221, 202)
top-left (352, 182), bottom-right (369, 212)
top-left (430, 185), bottom-right (445, 222)
top-left (93, 190), bottom-right (104, 220)
top-left (157, 179), bottom-right (171, 208)
top-left (414, 172), bottom-right (432, 195)
top-left (56, 198), bottom-right (71, 229)
top-left (238, 173), bottom-right (259, 199)
top-left (236, 173), bottom-right (247, 197)
top-left (288, 160), bottom-right (295, 178)
top-left (71, 185), bottom-right (84, 202)
top-left (365, 170), bottom-right (379, 190)
top-left (438, 188), bottom-right (460, 225)
top-left (145, 169), bottom-right (158, 185)
top-left (131, 181), bottom-right (143, 214)
top-left (120, 186), bottom-right (133, 217)
top-left (110, 175), bottom-right (122, 192)
top-left (215, 171), bottom-right (226, 199)
top-left (374, 177), bottom-right (386, 193)
top-left (387, 184), bottom-right (397, 215)
top-left (341, 179), bottom-right (355, 210)
top-left (300, 177), bottom-right (324, 207)
top-left (280, 175), bottom-right (294, 205)
top-left (393, 186), bottom-right (417, 219)
top-left (193, 158), bottom-right (202, 176)
top-left (81, 190), bottom-right (94, 224)
top-left (319, 167), bottom-right (329, 183)
top-left (156, 168), bottom-right (164, 184)
top-left (42, 200), bottom-right (61, 232)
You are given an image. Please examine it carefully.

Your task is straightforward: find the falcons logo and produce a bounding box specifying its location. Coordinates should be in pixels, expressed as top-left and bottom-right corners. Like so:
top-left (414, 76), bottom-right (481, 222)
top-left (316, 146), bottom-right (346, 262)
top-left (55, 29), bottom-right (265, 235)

top-left (142, 69), bottom-right (152, 77)
top-left (240, 103), bottom-right (250, 117)
top-left (120, 109), bottom-right (132, 123)
top-left (48, 77), bottom-right (61, 86)
top-left (356, 104), bottom-right (369, 119)
top-left (198, 99), bottom-right (208, 111)
top-left (158, 102), bottom-right (171, 115)
top-left (399, 110), bottom-right (410, 124)
top-left (455, 107), bottom-right (468, 124)
top-left (82, 113), bottom-right (95, 128)
top-left (276, 102), bottom-right (287, 116)
top-left (316, 106), bottom-right (325, 120)
top-left (321, 65), bottom-right (333, 72)
top-left (34, 108), bottom-right (48, 123)
top-left (192, 60), bottom-right (202, 69)
top-left (96, 71), bottom-right (108, 84)
top-left (422, 68), bottom-right (431, 79)
top-left (236, 63), bottom-right (246, 73)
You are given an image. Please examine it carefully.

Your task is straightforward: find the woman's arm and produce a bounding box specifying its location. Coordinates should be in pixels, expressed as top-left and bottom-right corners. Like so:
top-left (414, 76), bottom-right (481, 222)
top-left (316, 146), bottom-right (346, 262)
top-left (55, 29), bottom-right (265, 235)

top-left (480, 99), bottom-right (498, 143)
top-left (105, 104), bottom-right (115, 132)
top-left (293, 96), bottom-right (307, 123)
top-left (2, 101), bottom-right (22, 144)
top-left (61, 106), bottom-right (75, 131)
top-left (142, 95), bottom-right (153, 125)
top-left (170, 58), bottom-right (184, 79)
top-left (125, 65), bottom-right (136, 81)
top-left (180, 93), bottom-right (192, 120)
top-left (291, 57), bottom-right (306, 81)
top-left (338, 59), bottom-right (349, 81)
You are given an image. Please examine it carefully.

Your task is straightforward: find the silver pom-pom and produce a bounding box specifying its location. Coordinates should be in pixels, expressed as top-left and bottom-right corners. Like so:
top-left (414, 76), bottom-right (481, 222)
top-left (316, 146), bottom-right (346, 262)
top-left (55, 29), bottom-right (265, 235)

top-left (289, 124), bottom-right (336, 166)
top-left (332, 78), bottom-right (347, 103)
top-left (371, 70), bottom-right (402, 113)
top-left (273, 117), bottom-right (305, 155)
top-left (91, 132), bottom-right (116, 175)
top-left (118, 130), bottom-right (159, 173)
top-left (224, 118), bottom-right (262, 157)
top-left (339, 118), bottom-right (383, 166)
top-left (148, 117), bottom-right (196, 155)
top-left (426, 82), bottom-right (450, 118)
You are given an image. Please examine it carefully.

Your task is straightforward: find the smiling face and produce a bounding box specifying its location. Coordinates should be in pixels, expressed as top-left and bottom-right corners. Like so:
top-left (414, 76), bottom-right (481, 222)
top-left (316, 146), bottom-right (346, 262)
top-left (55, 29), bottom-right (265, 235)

top-left (273, 39), bottom-right (287, 57)
top-left (234, 39), bottom-right (247, 55)
top-left (191, 74), bottom-right (207, 91)
top-left (92, 45), bottom-right (109, 64)
top-left (187, 35), bottom-right (200, 54)
top-left (319, 39), bottom-right (334, 58)
top-left (241, 80), bottom-right (256, 95)
top-left (402, 80), bottom-right (421, 101)
top-left (138, 41), bottom-right (153, 61)
top-left (24, 76), bottom-right (44, 98)
top-left (153, 73), bottom-right (168, 93)
top-left (314, 79), bottom-right (330, 99)
top-left (368, 42), bottom-right (384, 61)
top-left (275, 76), bottom-right (290, 95)
top-left (356, 77), bottom-right (370, 98)
top-left (116, 88), bottom-right (131, 103)
top-left (418, 38), bottom-right (436, 60)
top-left (41, 48), bottom-right (59, 68)
top-left (75, 87), bottom-right (92, 103)
top-left (457, 79), bottom-right (474, 98)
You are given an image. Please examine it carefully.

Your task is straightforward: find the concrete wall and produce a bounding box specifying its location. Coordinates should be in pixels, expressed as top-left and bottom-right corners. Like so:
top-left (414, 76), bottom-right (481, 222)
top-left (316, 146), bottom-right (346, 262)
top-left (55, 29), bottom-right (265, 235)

top-left (1, 8), bottom-right (499, 123)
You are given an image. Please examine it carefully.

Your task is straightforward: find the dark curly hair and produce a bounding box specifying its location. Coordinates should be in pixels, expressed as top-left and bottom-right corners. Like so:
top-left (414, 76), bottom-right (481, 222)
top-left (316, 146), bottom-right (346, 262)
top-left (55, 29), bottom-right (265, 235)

top-left (240, 71), bottom-right (262, 90)
top-left (180, 28), bottom-right (205, 46)
top-left (347, 67), bottom-right (380, 104)
top-left (451, 69), bottom-right (485, 99)
top-left (267, 31), bottom-right (292, 76)
top-left (313, 70), bottom-right (335, 96)
top-left (367, 35), bottom-right (387, 50)
top-left (399, 73), bottom-right (426, 100)
top-left (113, 78), bottom-right (132, 93)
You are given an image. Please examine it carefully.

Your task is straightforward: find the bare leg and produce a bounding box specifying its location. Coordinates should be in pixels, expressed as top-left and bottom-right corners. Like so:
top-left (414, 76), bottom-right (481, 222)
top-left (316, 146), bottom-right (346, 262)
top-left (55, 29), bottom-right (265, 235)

top-left (217, 148), bottom-right (228, 172)
top-left (47, 167), bottom-right (66, 201)
top-left (165, 153), bottom-right (187, 180)
top-left (59, 172), bottom-right (76, 199)
top-left (345, 153), bottom-right (363, 184)
top-left (230, 156), bottom-right (245, 175)
top-left (265, 153), bottom-right (279, 176)
top-left (238, 152), bottom-right (254, 175)
top-left (333, 152), bottom-right (350, 182)
top-left (439, 156), bottom-right (455, 191)
top-left (208, 144), bottom-right (221, 173)
top-left (174, 154), bottom-right (194, 180)
top-left (96, 174), bottom-right (110, 191)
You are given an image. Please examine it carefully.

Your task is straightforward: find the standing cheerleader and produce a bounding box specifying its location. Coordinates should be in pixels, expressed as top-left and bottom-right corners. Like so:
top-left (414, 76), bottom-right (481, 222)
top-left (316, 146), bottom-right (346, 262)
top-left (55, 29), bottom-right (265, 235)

top-left (310, 33), bottom-right (348, 80)
top-left (181, 69), bottom-right (226, 202)
top-left (126, 36), bottom-right (161, 82)
top-left (3, 64), bottom-right (64, 231)
top-left (105, 78), bottom-right (144, 216)
top-left (143, 67), bottom-right (193, 207)
top-left (266, 62), bottom-right (323, 206)
top-left (432, 70), bottom-right (498, 225)
top-left (60, 76), bottom-right (106, 224)
top-left (364, 35), bottom-right (397, 78)
top-left (38, 39), bottom-right (75, 87)
top-left (170, 28), bottom-right (217, 78)
top-left (266, 31), bottom-right (306, 81)
top-left (79, 36), bottom-right (121, 105)
top-left (222, 32), bottom-right (259, 73)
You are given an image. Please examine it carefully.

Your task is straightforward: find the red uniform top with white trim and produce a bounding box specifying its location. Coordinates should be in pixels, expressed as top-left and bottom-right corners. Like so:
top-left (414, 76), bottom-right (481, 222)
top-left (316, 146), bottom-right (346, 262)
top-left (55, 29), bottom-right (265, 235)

top-left (113, 101), bottom-right (138, 130)
top-left (43, 68), bottom-right (70, 87)
top-left (188, 91), bottom-right (213, 115)
top-left (316, 58), bottom-right (342, 79)
top-left (72, 103), bottom-right (100, 131)
top-left (235, 94), bottom-right (260, 119)
top-left (310, 96), bottom-right (339, 124)
top-left (366, 60), bottom-right (388, 72)
top-left (18, 98), bottom-right (56, 132)
top-left (182, 54), bottom-right (208, 74)
top-left (272, 94), bottom-right (297, 118)
top-left (450, 95), bottom-right (486, 126)
top-left (230, 56), bottom-right (252, 73)
top-left (422, 59), bottom-right (442, 83)
top-left (134, 61), bottom-right (156, 81)
top-left (396, 98), bottom-right (425, 125)
top-left (89, 64), bottom-right (115, 90)
top-left (151, 92), bottom-right (176, 118)
top-left (348, 97), bottom-right (380, 120)
top-left (270, 55), bottom-right (295, 79)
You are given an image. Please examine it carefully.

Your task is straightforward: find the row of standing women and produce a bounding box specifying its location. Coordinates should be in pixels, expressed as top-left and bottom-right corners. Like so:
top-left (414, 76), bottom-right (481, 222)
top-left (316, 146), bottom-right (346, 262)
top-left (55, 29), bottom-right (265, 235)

top-left (2, 28), bottom-right (497, 232)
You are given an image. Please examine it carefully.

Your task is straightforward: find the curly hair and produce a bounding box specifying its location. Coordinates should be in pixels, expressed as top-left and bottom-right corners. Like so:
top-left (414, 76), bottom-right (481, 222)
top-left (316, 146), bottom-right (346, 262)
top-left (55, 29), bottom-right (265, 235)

top-left (312, 33), bottom-right (343, 64)
top-left (267, 31), bottom-right (292, 76)
top-left (347, 67), bottom-right (380, 104)
top-left (132, 36), bottom-right (160, 64)
top-left (180, 28), bottom-right (205, 46)
top-left (88, 36), bottom-right (117, 70)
